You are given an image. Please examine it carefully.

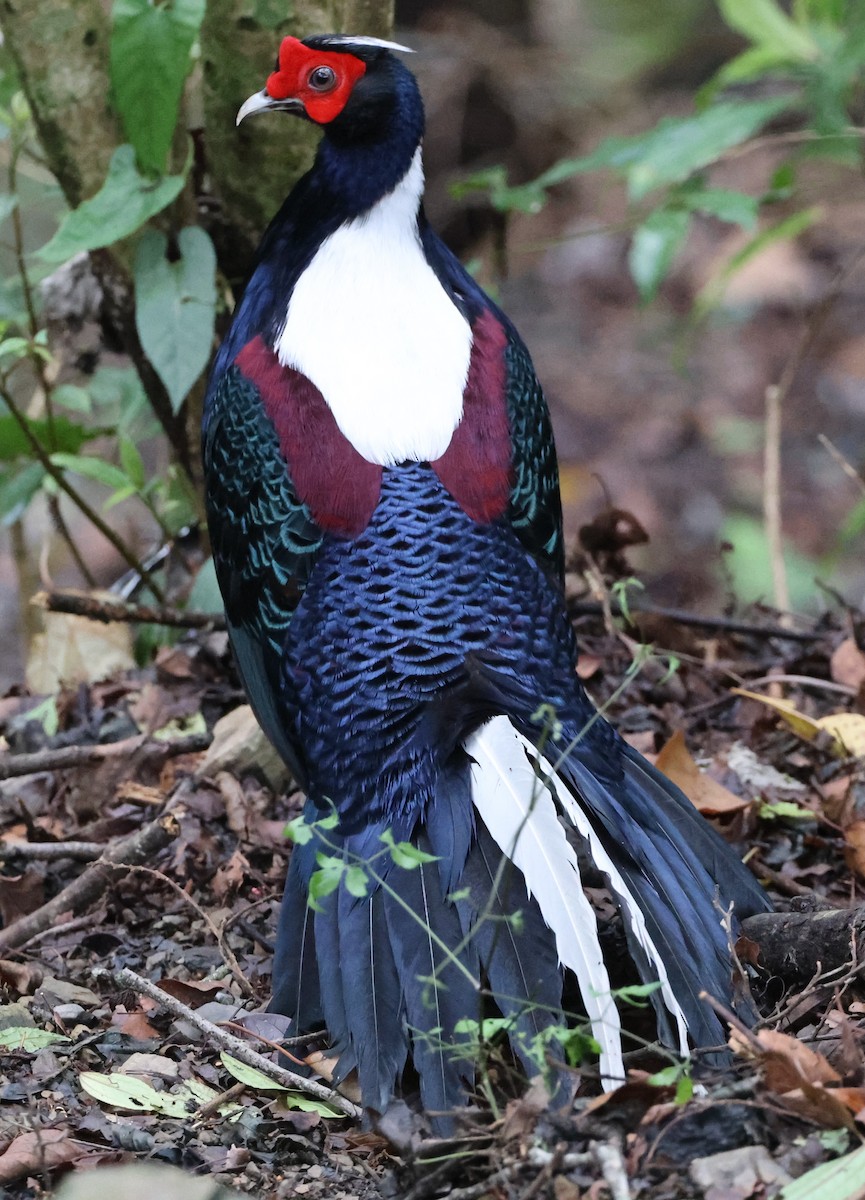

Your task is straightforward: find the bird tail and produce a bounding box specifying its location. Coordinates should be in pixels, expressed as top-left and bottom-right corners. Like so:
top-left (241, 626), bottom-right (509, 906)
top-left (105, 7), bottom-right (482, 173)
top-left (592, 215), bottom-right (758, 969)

top-left (463, 710), bottom-right (769, 1085)
top-left (270, 708), bottom-right (768, 1124)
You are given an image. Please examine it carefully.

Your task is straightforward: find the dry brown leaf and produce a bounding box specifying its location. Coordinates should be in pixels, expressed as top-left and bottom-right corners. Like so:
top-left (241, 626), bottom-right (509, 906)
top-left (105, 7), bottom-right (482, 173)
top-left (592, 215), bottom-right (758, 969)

top-left (775, 1082), bottom-right (857, 1129)
top-left (730, 1027), bottom-right (840, 1091)
top-left (156, 978), bottom-right (223, 1009)
top-left (733, 690), bottom-right (865, 758)
top-left (576, 653), bottom-right (602, 680)
top-left (26, 603), bottom-right (134, 693)
top-left (0, 1128), bottom-right (85, 1184)
top-left (655, 729), bottom-right (750, 815)
top-left (844, 821), bottom-right (865, 878)
top-left (832, 639), bottom-right (865, 690)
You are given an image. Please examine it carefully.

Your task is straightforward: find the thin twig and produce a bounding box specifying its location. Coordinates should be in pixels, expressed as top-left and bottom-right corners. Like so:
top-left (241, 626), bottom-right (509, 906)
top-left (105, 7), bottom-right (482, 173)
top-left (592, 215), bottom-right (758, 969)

top-left (46, 493), bottom-right (97, 588)
top-left (90, 964), bottom-right (362, 1119)
top-left (119, 864), bottom-right (254, 999)
top-left (567, 598), bottom-right (824, 642)
top-left (33, 588), bottom-right (226, 631)
top-left (0, 731), bottom-right (211, 781)
top-left (197, 1080), bottom-right (246, 1118)
top-left (747, 856), bottom-right (819, 899)
top-left (0, 812), bottom-right (180, 955)
top-left (0, 386), bottom-right (167, 601)
top-left (818, 434), bottom-right (865, 497)
top-left (1, 841), bottom-right (105, 861)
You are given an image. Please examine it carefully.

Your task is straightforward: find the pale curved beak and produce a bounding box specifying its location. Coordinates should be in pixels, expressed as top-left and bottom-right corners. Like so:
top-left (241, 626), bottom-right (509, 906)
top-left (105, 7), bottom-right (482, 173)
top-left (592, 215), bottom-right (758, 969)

top-left (236, 89), bottom-right (305, 126)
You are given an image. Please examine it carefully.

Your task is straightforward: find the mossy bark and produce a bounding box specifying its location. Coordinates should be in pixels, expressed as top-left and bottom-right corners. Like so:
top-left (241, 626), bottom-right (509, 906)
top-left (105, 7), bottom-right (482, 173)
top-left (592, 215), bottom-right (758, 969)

top-left (0, 0), bottom-right (119, 208)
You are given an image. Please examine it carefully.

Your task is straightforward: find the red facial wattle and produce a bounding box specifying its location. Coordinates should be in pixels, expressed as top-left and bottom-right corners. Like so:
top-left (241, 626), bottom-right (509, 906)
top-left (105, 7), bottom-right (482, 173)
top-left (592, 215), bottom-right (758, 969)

top-left (265, 36), bottom-right (366, 124)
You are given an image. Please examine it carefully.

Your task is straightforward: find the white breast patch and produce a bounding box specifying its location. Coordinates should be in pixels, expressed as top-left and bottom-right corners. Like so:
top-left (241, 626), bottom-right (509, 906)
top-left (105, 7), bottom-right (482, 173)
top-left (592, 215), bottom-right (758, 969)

top-left (276, 148), bottom-right (473, 466)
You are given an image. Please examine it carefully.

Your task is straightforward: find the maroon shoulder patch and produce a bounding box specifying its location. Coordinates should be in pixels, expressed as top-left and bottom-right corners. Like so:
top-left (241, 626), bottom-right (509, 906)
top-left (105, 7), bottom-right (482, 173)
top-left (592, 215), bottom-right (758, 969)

top-left (431, 308), bottom-right (513, 523)
top-left (235, 336), bottom-right (381, 537)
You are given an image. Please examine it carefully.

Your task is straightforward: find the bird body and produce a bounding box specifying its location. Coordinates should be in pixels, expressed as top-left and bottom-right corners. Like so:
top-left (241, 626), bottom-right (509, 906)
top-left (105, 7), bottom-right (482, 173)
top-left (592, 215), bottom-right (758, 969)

top-left (203, 33), bottom-right (770, 1129)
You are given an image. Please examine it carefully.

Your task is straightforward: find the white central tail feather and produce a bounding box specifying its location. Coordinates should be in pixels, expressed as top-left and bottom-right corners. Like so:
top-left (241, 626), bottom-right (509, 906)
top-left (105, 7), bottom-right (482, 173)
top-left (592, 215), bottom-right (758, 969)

top-left (465, 715), bottom-right (692, 1089)
top-left (520, 734), bottom-right (690, 1057)
top-left (464, 716), bottom-right (624, 1086)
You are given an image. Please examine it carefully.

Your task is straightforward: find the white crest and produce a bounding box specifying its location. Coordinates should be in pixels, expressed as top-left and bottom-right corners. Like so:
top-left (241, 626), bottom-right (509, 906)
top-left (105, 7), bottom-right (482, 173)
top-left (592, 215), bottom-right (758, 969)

top-left (311, 35), bottom-right (415, 54)
top-left (276, 148), bottom-right (472, 466)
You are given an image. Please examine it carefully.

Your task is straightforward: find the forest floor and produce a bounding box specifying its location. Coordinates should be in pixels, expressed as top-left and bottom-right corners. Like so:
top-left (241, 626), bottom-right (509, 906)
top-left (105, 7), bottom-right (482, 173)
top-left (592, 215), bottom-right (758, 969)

top-left (1, 582), bottom-right (864, 1200)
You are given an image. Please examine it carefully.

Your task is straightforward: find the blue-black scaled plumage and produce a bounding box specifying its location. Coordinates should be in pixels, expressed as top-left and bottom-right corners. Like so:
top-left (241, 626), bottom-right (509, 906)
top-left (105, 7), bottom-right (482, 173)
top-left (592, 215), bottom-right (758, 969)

top-left (203, 32), bottom-right (770, 1132)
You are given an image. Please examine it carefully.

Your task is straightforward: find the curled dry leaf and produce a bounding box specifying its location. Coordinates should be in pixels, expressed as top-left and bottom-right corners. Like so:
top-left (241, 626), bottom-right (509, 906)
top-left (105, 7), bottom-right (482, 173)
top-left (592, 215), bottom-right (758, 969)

top-left (655, 729), bottom-right (750, 815)
top-left (730, 1028), bottom-right (865, 1128)
top-left (733, 690), bottom-right (865, 758)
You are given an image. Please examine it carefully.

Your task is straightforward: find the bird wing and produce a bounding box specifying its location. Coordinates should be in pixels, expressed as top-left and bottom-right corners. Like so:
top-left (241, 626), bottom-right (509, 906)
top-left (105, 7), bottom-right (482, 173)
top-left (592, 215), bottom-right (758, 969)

top-left (203, 360), bottom-right (324, 781)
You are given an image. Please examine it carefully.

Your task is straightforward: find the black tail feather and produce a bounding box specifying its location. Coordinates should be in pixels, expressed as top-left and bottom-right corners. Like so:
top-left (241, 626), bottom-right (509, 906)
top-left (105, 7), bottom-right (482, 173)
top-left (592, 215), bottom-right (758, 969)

top-left (382, 845), bottom-right (480, 1132)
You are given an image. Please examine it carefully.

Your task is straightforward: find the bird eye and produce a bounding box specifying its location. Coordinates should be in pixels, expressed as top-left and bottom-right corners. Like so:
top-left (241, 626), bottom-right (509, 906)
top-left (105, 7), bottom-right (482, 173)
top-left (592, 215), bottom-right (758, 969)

top-left (308, 65), bottom-right (337, 92)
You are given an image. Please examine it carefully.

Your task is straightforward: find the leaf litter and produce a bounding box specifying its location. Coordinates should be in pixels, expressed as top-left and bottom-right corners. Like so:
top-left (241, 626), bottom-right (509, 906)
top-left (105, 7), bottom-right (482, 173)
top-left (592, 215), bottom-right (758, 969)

top-left (3, 601), bottom-right (865, 1198)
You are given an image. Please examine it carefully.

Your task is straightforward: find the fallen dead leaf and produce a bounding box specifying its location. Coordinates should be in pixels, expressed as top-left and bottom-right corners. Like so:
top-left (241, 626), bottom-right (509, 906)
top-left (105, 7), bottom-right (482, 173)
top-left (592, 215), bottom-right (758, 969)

top-left (733, 691), bottom-right (865, 758)
top-left (655, 729), bottom-right (750, 815)
top-left (0, 1128), bottom-right (87, 1184)
top-left (832, 639), bottom-right (865, 691)
top-left (731, 1027), bottom-right (840, 1090)
top-left (844, 821), bottom-right (865, 879)
top-left (26, 603), bottom-right (134, 693)
top-left (156, 977), bottom-right (223, 1009)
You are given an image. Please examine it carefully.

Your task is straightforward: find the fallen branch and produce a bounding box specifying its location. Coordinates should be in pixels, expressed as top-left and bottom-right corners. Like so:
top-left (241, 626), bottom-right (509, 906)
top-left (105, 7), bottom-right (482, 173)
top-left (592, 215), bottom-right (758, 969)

top-left (567, 599), bottom-right (823, 643)
top-left (741, 904), bottom-right (865, 986)
top-left (34, 589), bottom-right (227, 631)
top-left (90, 964), bottom-right (362, 1119)
top-left (1, 841), bottom-right (105, 861)
top-left (0, 812), bottom-right (180, 955)
top-left (0, 731), bottom-right (211, 781)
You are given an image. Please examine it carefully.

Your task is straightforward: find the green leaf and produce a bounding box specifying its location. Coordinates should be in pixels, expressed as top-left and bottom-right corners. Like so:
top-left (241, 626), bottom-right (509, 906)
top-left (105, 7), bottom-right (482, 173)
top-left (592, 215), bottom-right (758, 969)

top-left (309, 855), bottom-right (344, 907)
top-left (220, 1051), bottom-right (288, 1091)
top-left (50, 452), bottom-right (131, 492)
top-left (285, 815), bottom-right (313, 845)
top-left (79, 1071), bottom-right (219, 1116)
top-left (682, 187), bottom-right (759, 229)
top-left (710, 43), bottom-right (804, 91)
top-left (111, 0), bottom-right (205, 175)
top-left (624, 98), bottom-right (792, 200)
top-left (220, 1053), bottom-right (343, 1115)
top-left (628, 208), bottom-right (690, 301)
top-left (344, 864), bottom-right (369, 898)
top-left (454, 1016), bottom-right (513, 1040)
top-left (780, 1144), bottom-right (865, 1200)
top-left (118, 434), bottom-right (146, 490)
top-left (718, 0), bottom-right (819, 60)
top-left (0, 461), bottom-right (44, 524)
top-left (759, 799), bottom-right (816, 821)
top-left (0, 414), bottom-right (101, 460)
top-left (0, 1026), bottom-right (70, 1051)
top-left (38, 145), bottom-right (186, 263)
top-left (524, 98), bottom-right (791, 204)
top-left (134, 226), bottom-right (216, 411)
top-left (380, 828), bottom-right (438, 870)
top-left (278, 1092), bottom-right (346, 1117)
top-left (616, 981), bottom-right (664, 1004)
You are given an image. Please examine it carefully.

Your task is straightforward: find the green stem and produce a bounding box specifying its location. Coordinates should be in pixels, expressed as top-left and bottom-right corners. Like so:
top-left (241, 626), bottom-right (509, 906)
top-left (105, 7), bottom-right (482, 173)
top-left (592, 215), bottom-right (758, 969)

top-left (0, 384), bottom-right (166, 601)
